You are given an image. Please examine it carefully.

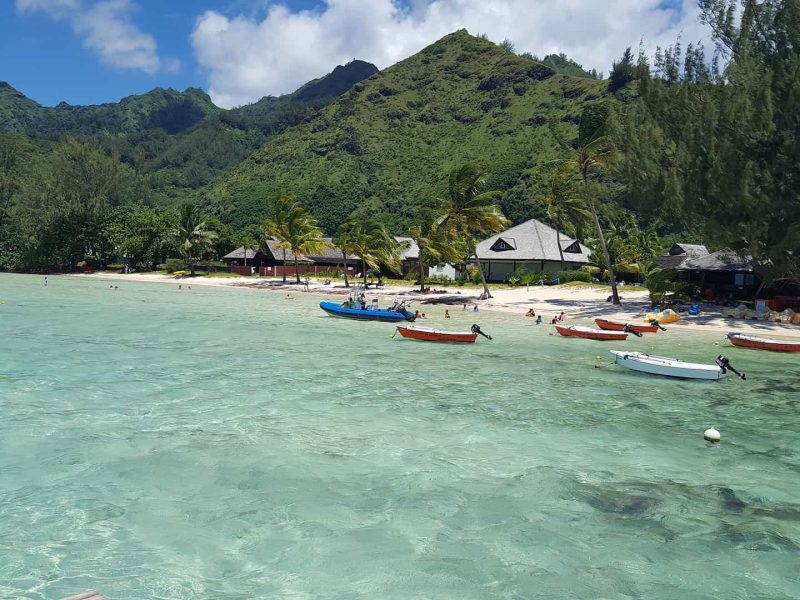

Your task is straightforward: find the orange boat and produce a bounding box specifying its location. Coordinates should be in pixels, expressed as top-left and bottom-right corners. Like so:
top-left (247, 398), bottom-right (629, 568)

top-left (727, 332), bottom-right (800, 353)
top-left (595, 318), bottom-right (660, 334)
top-left (395, 324), bottom-right (491, 343)
top-left (555, 325), bottom-right (628, 341)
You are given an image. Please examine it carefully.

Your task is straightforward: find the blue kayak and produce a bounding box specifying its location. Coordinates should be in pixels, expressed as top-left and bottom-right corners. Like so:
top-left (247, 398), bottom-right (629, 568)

top-left (319, 300), bottom-right (415, 322)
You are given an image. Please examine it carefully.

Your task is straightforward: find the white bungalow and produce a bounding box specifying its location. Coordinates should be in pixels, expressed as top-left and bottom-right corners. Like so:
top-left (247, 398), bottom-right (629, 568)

top-left (474, 219), bottom-right (591, 283)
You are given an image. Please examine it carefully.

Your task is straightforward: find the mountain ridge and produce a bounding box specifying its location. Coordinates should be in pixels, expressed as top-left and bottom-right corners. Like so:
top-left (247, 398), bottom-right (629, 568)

top-left (205, 29), bottom-right (608, 233)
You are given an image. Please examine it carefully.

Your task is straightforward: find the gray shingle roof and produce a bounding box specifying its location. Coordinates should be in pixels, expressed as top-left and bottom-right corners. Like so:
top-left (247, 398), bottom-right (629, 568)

top-left (475, 219), bottom-right (591, 263)
top-left (677, 249), bottom-right (753, 272)
top-left (394, 237), bottom-right (419, 260)
top-left (222, 246), bottom-right (261, 260)
top-left (261, 239), bottom-right (312, 262)
top-left (670, 243), bottom-right (709, 256)
top-left (305, 238), bottom-right (359, 263)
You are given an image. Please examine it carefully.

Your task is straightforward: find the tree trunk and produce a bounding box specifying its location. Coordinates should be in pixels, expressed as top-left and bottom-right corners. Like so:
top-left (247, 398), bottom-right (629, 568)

top-left (282, 249), bottom-right (287, 283)
top-left (473, 247), bottom-right (492, 299)
top-left (341, 250), bottom-right (350, 287)
top-left (556, 227), bottom-right (564, 271)
top-left (419, 257), bottom-right (426, 292)
top-left (588, 199), bottom-right (620, 304)
top-left (362, 259), bottom-right (368, 286)
top-left (294, 256), bottom-right (301, 283)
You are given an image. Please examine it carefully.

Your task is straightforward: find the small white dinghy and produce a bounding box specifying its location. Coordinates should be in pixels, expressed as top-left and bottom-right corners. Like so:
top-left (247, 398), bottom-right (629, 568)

top-left (610, 351), bottom-right (746, 380)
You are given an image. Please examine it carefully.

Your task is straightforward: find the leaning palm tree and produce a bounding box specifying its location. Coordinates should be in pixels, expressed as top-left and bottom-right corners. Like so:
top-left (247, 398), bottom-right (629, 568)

top-left (437, 164), bottom-right (508, 299)
top-left (408, 209), bottom-right (467, 292)
top-left (338, 217), bottom-right (401, 286)
top-left (542, 164), bottom-right (591, 270)
top-left (553, 103), bottom-right (621, 303)
top-left (172, 202), bottom-right (216, 275)
top-left (263, 193), bottom-right (330, 283)
top-left (333, 220), bottom-right (359, 288)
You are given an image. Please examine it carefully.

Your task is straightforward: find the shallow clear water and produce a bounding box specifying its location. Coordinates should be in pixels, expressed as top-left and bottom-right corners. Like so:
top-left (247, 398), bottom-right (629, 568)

top-left (1, 273), bottom-right (799, 599)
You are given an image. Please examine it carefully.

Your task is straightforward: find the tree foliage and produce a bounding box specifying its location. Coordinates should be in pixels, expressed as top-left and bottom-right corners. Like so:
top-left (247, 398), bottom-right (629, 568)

top-left (618, 0), bottom-right (800, 286)
top-left (438, 163), bottom-right (508, 297)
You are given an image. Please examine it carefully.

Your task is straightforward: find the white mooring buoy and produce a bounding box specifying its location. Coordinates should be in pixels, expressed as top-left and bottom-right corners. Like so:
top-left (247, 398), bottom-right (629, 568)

top-left (704, 427), bottom-right (721, 442)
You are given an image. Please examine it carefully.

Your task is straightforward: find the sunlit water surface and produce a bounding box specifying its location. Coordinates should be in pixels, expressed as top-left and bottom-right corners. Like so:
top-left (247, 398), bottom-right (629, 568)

top-left (1, 273), bottom-right (799, 599)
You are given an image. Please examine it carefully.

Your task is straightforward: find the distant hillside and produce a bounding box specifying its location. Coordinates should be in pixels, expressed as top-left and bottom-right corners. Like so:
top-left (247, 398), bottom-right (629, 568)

top-left (293, 60), bottom-right (379, 103)
top-left (0, 60), bottom-right (379, 203)
top-left (205, 30), bottom-right (608, 233)
top-left (0, 84), bottom-right (220, 136)
top-left (539, 53), bottom-right (599, 79)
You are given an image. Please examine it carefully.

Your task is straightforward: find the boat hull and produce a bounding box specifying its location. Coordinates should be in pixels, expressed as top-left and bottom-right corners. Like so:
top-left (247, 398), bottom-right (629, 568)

top-left (319, 301), bottom-right (410, 322)
top-left (611, 351), bottom-right (725, 380)
top-left (555, 325), bottom-right (628, 340)
top-left (727, 333), bottom-right (800, 353)
top-left (396, 325), bottom-right (477, 343)
top-left (595, 318), bottom-right (659, 334)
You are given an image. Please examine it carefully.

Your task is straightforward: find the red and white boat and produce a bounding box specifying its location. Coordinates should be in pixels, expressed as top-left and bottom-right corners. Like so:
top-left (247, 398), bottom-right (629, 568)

top-left (727, 332), bottom-right (800, 353)
top-left (595, 318), bottom-right (660, 334)
top-left (555, 325), bottom-right (628, 341)
top-left (395, 324), bottom-right (491, 343)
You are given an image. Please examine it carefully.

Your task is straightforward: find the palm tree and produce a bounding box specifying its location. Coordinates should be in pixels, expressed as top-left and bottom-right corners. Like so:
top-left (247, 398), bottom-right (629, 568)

top-left (552, 103), bottom-right (621, 303)
top-left (333, 220), bottom-right (359, 288)
top-left (437, 163), bottom-right (508, 299)
top-left (542, 164), bottom-right (590, 270)
top-left (172, 202), bottom-right (216, 275)
top-left (338, 217), bottom-right (401, 286)
top-left (408, 209), bottom-right (467, 292)
top-left (263, 193), bottom-right (330, 284)
top-left (240, 235), bottom-right (257, 269)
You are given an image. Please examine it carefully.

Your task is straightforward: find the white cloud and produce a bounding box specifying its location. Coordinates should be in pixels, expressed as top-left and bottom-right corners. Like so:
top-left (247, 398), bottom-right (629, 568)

top-left (191, 0), bottom-right (712, 108)
top-left (16, 0), bottom-right (80, 15)
top-left (15, 0), bottom-right (178, 75)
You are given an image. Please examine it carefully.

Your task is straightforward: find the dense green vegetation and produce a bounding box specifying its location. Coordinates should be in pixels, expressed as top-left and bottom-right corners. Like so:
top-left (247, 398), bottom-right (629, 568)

top-left (614, 0), bottom-right (800, 288)
top-left (0, 60), bottom-right (379, 205)
top-left (206, 30), bottom-right (607, 233)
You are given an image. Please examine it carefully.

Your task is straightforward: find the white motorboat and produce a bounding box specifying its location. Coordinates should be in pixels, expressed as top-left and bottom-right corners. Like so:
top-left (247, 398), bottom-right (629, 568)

top-left (610, 351), bottom-right (745, 380)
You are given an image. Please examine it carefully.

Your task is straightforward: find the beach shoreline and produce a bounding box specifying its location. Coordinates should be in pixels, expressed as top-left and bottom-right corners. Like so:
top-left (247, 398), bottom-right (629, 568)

top-left (66, 271), bottom-right (800, 340)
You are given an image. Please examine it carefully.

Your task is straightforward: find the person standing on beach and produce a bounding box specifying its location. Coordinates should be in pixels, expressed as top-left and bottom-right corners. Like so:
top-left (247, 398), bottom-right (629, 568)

top-left (445, 310), bottom-right (450, 319)
top-left (44, 277), bottom-right (47, 286)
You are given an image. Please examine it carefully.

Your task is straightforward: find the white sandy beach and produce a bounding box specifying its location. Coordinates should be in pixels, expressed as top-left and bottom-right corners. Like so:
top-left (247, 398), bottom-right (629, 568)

top-left (71, 271), bottom-right (800, 340)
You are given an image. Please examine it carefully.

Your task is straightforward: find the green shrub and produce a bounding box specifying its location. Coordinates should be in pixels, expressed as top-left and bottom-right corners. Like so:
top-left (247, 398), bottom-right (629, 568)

top-left (558, 269), bottom-right (591, 283)
top-left (580, 265), bottom-right (601, 276)
top-left (425, 274), bottom-right (452, 285)
top-left (531, 271), bottom-right (551, 284)
top-left (164, 258), bottom-right (185, 274)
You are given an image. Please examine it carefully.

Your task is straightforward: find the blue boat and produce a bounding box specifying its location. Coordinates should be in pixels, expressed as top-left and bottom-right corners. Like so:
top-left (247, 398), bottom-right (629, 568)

top-left (319, 300), bottom-right (416, 322)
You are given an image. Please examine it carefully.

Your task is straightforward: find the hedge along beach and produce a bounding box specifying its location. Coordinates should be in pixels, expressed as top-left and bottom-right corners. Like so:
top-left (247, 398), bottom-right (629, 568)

top-left (69, 270), bottom-right (800, 340)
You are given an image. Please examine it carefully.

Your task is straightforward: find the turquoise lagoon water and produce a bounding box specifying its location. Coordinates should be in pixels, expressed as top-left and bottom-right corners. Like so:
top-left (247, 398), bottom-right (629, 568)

top-left (0, 273), bottom-right (799, 599)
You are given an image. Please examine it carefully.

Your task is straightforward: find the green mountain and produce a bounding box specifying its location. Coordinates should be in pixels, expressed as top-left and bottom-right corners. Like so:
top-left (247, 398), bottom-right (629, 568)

top-left (0, 83), bottom-right (220, 136)
top-left (0, 60), bottom-right (379, 203)
top-left (539, 53), bottom-right (598, 79)
top-left (205, 30), bottom-right (607, 233)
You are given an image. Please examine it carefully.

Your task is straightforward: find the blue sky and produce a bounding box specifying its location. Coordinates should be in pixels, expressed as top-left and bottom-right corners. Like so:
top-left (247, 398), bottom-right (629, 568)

top-left (1, 1), bottom-right (269, 105)
top-left (1, 0), bottom-right (706, 109)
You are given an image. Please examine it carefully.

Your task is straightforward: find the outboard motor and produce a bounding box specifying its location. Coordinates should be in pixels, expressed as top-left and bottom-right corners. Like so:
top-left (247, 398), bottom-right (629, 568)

top-left (622, 323), bottom-right (643, 338)
top-left (471, 324), bottom-right (492, 340)
top-left (650, 318), bottom-right (668, 331)
top-left (716, 355), bottom-right (746, 380)
top-left (397, 305), bottom-right (415, 322)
